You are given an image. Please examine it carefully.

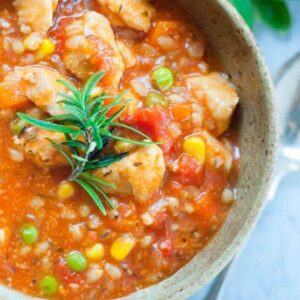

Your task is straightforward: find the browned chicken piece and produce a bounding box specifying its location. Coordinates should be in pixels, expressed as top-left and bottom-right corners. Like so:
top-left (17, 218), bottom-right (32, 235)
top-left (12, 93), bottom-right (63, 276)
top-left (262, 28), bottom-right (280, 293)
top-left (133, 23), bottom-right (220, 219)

top-left (0, 65), bottom-right (68, 116)
top-left (63, 11), bottom-right (125, 87)
top-left (94, 145), bottom-right (166, 203)
top-left (13, 0), bottom-right (58, 35)
top-left (20, 127), bottom-right (69, 168)
top-left (186, 73), bottom-right (239, 135)
top-left (97, 0), bottom-right (155, 32)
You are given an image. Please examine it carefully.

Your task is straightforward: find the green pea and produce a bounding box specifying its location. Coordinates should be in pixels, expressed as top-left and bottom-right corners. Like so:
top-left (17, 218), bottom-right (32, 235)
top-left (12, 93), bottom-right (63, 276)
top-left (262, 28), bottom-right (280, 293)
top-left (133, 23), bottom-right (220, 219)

top-left (10, 118), bottom-right (27, 135)
top-left (20, 224), bottom-right (39, 245)
top-left (151, 67), bottom-right (175, 92)
top-left (145, 92), bottom-right (168, 108)
top-left (66, 251), bottom-right (87, 272)
top-left (40, 275), bottom-right (59, 296)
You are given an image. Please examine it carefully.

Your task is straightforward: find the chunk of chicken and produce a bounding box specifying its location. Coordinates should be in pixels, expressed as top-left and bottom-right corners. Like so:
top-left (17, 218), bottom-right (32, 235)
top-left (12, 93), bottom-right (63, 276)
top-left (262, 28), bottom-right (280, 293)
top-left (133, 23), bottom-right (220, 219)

top-left (13, 0), bottom-right (58, 35)
top-left (97, 0), bottom-right (155, 32)
top-left (116, 40), bottom-right (136, 69)
top-left (94, 145), bottom-right (166, 203)
top-left (0, 66), bottom-right (67, 116)
top-left (20, 127), bottom-right (69, 168)
top-left (63, 11), bottom-right (125, 87)
top-left (202, 130), bottom-right (233, 174)
top-left (186, 73), bottom-right (239, 135)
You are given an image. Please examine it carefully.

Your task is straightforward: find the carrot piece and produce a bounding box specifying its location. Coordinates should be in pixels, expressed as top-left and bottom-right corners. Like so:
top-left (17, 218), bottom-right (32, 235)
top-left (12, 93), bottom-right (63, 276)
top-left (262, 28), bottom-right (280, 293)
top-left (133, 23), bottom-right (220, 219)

top-left (148, 20), bottom-right (180, 46)
top-left (170, 104), bottom-right (192, 131)
top-left (0, 83), bottom-right (29, 110)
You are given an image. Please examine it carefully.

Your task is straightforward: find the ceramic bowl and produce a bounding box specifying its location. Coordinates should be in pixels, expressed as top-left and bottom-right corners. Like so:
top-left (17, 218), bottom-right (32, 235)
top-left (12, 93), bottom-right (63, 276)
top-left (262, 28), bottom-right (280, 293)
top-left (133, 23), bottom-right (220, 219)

top-left (128, 0), bottom-right (276, 299)
top-left (0, 0), bottom-right (276, 299)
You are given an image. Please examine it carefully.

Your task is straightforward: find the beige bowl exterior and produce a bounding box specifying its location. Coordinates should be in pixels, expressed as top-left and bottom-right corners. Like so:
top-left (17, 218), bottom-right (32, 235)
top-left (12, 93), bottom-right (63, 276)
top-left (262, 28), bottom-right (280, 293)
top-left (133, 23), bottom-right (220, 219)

top-left (0, 0), bottom-right (276, 299)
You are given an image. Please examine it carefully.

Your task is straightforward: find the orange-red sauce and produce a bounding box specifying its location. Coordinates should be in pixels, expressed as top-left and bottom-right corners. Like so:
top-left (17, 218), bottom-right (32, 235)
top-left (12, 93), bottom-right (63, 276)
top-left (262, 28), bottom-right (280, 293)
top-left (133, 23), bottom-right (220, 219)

top-left (0, 1), bottom-right (239, 299)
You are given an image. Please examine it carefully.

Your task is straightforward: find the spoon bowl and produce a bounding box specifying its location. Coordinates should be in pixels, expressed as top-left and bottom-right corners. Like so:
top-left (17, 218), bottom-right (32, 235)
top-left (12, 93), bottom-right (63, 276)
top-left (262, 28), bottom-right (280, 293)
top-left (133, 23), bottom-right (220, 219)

top-left (267, 53), bottom-right (300, 201)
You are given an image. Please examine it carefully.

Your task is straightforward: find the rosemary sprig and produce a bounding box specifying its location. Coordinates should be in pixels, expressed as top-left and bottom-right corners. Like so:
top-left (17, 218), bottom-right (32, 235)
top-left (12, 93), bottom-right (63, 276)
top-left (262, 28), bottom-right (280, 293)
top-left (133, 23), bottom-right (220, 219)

top-left (17, 71), bottom-right (154, 215)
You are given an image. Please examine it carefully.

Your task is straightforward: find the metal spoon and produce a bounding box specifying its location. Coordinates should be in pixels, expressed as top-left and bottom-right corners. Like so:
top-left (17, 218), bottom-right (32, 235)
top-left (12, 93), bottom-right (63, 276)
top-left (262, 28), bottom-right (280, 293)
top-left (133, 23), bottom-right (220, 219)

top-left (202, 52), bottom-right (300, 300)
top-left (267, 53), bottom-right (300, 201)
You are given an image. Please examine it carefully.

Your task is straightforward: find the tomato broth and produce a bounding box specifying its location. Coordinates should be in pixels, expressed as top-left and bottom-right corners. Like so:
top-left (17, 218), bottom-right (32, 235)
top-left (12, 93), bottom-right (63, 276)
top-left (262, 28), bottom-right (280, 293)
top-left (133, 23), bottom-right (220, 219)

top-left (0, 0), bottom-right (239, 299)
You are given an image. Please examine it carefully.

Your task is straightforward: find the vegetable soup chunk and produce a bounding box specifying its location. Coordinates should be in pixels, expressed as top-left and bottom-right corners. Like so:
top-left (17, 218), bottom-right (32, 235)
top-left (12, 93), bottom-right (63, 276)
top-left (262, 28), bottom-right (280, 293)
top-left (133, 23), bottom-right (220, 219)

top-left (20, 127), bottom-right (69, 168)
top-left (186, 73), bottom-right (239, 135)
top-left (62, 11), bottom-right (125, 86)
top-left (13, 0), bottom-right (58, 35)
top-left (0, 1), bottom-right (239, 299)
top-left (0, 66), bottom-right (67, 115)
top-left (94, 145), bottom-right (166, 203)
top-left (97, 0), bottom-right (156, 32)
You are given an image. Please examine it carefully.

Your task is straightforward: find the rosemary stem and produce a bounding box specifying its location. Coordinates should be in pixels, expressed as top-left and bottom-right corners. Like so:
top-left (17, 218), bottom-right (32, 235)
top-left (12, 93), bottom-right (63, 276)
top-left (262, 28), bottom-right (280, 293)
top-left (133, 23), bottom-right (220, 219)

top-left (69, 128), bottom-right (94, 181)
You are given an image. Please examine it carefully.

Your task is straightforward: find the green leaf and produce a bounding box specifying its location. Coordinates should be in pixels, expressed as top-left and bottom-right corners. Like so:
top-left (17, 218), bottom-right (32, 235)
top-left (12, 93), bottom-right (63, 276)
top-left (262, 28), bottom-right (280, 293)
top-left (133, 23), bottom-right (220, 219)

top-left (57, 79), bottom-right (81, 101)
top-left (83, 153), bottom-right (127, 171)
top-left (111, 122), bottom-right (153, 141)
top-left (17, 113), bottom-right (78, 134)
top-left (57, 93), bottom-right (82, 108)
top-left (79, 172), bottom-right (114, 187)
top-left (102, 107), bottom-right (126, 125)
top-left (251, 0), bottom-right (291, 31)
top-left (87, 181), bottom-right (115, 209)
top-left (46, 139), bottom-right (75, 169)
top-left (107, 133), bottom-right (157, 146)
top-left (74, 179), bottom-right (107, 215)
top-left (18, 71), bottom-right (158, 216)
top-left (62, 140), bottom-right (87, 151)
top-left (72, 154), bottom-right (88, 163)
top-left (230, 0), bottom-right (254, 28)
top-left (91, 123), bottom-right (103, 150)
top-left (47, 115), bottom-right (79, 122)
top-left (82, 71), bottom-right (105, 104)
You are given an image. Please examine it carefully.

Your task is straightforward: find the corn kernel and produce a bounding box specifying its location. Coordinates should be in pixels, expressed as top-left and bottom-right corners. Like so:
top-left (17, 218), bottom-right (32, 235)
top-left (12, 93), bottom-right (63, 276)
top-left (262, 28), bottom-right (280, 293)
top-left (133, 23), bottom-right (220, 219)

top-left (58, 181), bottom-right (75, 199)
top-left (35, 39), bottom-right (56, 61)
top-left (183, 136), bottom-right (206, 165)
top-left (85, 243), bottom-right (105, 261)
top-left (110, 235), bottom-right (135, 261)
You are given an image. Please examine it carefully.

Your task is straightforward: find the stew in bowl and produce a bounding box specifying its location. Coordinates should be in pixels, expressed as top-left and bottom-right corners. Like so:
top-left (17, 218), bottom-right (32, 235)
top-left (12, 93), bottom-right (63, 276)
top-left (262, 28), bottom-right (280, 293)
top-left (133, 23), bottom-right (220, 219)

top-left (0, 0), bottom-right (246, 299)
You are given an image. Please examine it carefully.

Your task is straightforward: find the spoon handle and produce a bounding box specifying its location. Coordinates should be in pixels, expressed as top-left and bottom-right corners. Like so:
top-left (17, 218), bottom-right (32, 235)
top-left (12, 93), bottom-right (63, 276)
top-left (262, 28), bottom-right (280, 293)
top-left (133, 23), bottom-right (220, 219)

top-left (267, 153), bottom-right (300, 202)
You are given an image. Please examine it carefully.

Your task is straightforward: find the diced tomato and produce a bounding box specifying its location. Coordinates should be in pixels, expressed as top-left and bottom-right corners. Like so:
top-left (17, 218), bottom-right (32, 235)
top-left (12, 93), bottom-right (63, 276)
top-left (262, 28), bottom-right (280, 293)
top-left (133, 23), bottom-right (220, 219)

top-left (151, 212), bottom-right (169, 230)
top-left (151, 212), bottom-right (174, 257)
top-left (49, 18), bottom-right (72, 55)
top-left (55, 258), bottom-right (82, 286)
top-left (167, 181), bottom-right (183, 194)
top-left (173, 154), bottom-right (203, 186)
top-left (124, 108), bottom-right (175, 154)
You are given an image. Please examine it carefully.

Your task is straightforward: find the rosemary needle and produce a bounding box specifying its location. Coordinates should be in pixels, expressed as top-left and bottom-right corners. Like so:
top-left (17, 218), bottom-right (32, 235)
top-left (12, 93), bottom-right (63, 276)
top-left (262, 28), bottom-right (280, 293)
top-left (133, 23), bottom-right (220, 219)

top-left (18, 71), bottom-right (155, 215)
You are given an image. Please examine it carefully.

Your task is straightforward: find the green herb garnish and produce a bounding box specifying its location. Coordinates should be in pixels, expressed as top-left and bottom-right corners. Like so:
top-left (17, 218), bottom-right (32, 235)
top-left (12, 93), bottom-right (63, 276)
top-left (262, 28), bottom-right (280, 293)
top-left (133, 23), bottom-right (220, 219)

top-left (251, 0), bottom-right (291, 31)
top-left (230, 0), bottom-right (254, 29)
top-left (18, 71), bottom-right (154, 215)
top-left (230, 0), bottom-right (291, 32)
